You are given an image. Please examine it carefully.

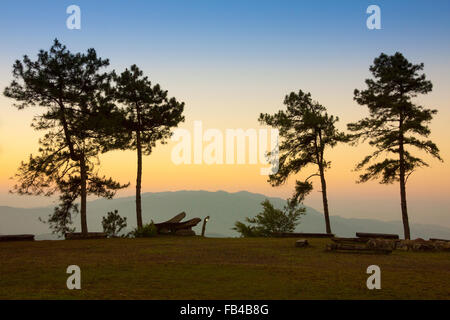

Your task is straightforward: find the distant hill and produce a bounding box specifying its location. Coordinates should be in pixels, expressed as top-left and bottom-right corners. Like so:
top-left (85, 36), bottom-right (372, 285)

top-left (1, 190), bottom-right (450, 239)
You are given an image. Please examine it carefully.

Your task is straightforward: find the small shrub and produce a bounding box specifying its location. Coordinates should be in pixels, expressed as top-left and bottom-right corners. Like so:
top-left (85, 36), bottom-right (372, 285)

top-left (233, 199), bottom-right (304, 237)
top-left (129, 222), bottom-right (157, 238)
top-left (233, 221), bottom-right (261, 237)
top-left (102, 210), bottom-right (127, 238)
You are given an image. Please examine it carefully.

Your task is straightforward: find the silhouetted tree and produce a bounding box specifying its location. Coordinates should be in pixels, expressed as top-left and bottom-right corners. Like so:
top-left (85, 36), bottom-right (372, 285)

top-left (102, 210), bottom-right (127, 237)
top-left (3, 39), bottom-right (128, 235)
top-left (113, 65), bottom-right (185, 229)
top-left (259, 90), bottom-right (348, 234)
top-left (348, 52), bottom-right (442, 240)
top-left (233, 199), bottom-right (304, 237)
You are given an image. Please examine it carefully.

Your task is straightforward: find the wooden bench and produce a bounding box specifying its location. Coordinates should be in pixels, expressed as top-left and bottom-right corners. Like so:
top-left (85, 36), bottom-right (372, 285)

top-left (356, 232), bottom-right (399, 240)
top-left (333, 237), bottom-right (369, 243)
top-left (273, 232), bottom-right (335, 238)
top-left (65, 232), bottom-right (107, 240)
top-left (0, 234), bottom-right (35, 242)
top-left (430, 238), bottom-right (450, 242)
top-left (327, 237), bottom-right (392, 254)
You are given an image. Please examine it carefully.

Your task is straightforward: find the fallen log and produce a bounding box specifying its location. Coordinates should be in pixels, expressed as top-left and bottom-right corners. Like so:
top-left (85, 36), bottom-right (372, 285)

top-left (327, 237), bottom-right (393, 254)
top-left (327, 244), bottom-right (392, 255)
top-left (0, 234), bottom-right (35, 242)
top-left (430, 238), bottom-right (450, 242)
top-left (65, 232), bottom-right (107, 240)
top-left (273, 232), bottom-right (335, 238)
top-left (356, 232), bottom-right (399, 240)
top-left (332, 237), bottom-right (369, 244)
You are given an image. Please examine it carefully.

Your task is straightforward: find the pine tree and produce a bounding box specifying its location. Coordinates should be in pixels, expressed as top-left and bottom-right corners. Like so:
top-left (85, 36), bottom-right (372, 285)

top-left (4, 39), bottom-right (128, 235)
top-left (348, 52), bottom-right (442, 239)
top-left (113, 65), bottom-right (185, 229)
top-left (259, 90), bottom-right (348, 234)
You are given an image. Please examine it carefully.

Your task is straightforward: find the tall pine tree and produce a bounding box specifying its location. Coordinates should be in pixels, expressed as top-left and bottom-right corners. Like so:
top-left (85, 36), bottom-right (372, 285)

top-left (4, 39), bottom-right (128, 235)
top-left (259, 90), bottom-right (347, 234)
top-left (113, 65), bottom-right (185, 229)
top-left (348, 52), bottom-right (442, 239)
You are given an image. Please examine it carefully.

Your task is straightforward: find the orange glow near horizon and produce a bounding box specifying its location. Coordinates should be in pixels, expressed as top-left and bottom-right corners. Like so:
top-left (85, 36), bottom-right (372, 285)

top-left (1, 61), bottom-right (449, 227)
top-left (1, 104), bottom-right (449, 200)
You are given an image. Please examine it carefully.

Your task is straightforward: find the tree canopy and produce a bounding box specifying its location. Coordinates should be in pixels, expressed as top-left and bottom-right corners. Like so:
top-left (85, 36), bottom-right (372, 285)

top-left (259, 90), bottom-right (347, 233)
top-left (4, 39), bottom-right (128, 235)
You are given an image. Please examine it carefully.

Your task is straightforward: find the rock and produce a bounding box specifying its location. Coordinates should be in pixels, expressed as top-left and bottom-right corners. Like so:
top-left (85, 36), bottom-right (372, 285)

top-left (367, 238), bottom-right (397, 250)
top-left (412, 242), bottom-right (436, 252)
top-left (295, 239), bottom-right (309, 248)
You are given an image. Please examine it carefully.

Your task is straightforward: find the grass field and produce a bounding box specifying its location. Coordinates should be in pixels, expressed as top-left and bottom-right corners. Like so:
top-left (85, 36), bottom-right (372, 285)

top-left (0, 236), bottom-right (449, 299)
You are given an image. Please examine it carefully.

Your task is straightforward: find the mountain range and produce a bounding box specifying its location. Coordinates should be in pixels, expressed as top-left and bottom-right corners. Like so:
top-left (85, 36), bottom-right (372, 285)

top-left (1, 190), bottom-right (450, 240)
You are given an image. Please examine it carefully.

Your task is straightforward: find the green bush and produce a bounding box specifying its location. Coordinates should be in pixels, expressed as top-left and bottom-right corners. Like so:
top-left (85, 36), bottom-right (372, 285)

top-left (233, 221), bottom-right (261, 237)
top-left (233, 199), bottom-right (304, 237)
top-left (102, 210), bottom-right (127, 238)
top-left (129, 222), bottom-right (157, 238)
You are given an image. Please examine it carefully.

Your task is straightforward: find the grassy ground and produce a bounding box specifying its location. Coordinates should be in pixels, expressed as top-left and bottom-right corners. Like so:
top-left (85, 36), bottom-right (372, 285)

top-left (0, 236), bottom-right (449, 299)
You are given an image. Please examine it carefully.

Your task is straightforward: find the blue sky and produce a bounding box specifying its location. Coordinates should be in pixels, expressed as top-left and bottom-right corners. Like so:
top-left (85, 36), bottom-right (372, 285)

top-left (1, 0), bottom-right (449, 66)
top-left (1, 2), bottom-right (449, 115)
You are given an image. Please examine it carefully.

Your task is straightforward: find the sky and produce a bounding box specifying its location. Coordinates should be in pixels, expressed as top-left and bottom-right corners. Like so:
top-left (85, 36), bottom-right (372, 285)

top-left (0, 0), bottom-right (449, 226)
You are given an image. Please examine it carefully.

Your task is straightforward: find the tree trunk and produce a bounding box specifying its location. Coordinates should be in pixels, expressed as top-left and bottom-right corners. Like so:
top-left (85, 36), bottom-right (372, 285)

top-left (399, 130), bottom-right (411, 240)
top-left (315, 129), bottom-right (332, 234)
top-left (136, 136), bottom-right (143, 229)
top-left (79, 155), bottom-right (88, 235)
top-left (135, 107), bottom-right (143, 229)
top-left (319, 164), bottom-right (332, 234)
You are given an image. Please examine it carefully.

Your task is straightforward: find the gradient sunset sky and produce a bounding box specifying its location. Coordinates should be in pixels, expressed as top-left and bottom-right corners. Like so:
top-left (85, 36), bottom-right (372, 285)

top-left (0, 0), bottom-right (449, 226)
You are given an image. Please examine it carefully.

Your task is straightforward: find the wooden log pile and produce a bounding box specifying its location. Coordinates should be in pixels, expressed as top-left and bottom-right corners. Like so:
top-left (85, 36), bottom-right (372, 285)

top-left (328, 234), bottom-right (450, 253)
top-left (398, 238), bottom-right (450, 252)
top-left (327, 237), bottom-right (393, 254)
top-left (366, 238), bottom-right (398, 251)
top-left (431, 239), bottom-right (450, 252)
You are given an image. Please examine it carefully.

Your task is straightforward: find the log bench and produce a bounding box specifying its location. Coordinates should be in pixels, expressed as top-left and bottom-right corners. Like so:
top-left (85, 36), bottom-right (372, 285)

top-left (333, 237), bottom-right (369, 243)
top-left (430, 238), bottom-right (450, 242)
top-left (0, 234), bottom-right (35, 242)
top-left (356, 232), bottom-right (399, 240)
top-left (273, 232), bottom-right (335, 238)
top-left (65, 232), bottom-right (107, 240)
